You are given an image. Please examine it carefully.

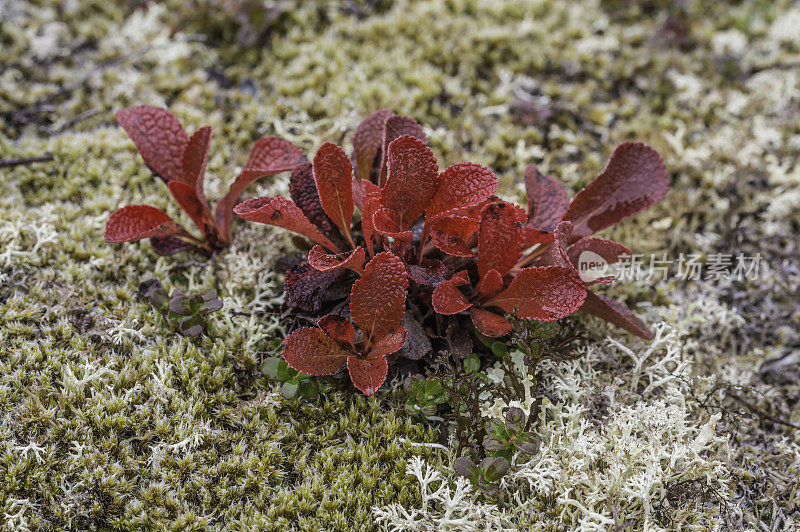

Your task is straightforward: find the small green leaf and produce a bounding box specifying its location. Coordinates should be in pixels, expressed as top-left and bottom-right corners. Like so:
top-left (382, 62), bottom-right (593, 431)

top-left (281, 381), bottom-right (299, 398)
top-left (481, 456), bottom-right (509, 482)
top-left (463, 354), bottom-right (481, 374)
top-left (261, 357), bottom-right (283, 379)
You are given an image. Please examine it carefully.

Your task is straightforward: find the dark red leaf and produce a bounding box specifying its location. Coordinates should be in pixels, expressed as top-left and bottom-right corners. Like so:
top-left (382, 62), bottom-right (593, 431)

top-left (405, 259), bottom-right (451, 287)
top-left (432, 270), bottom-right (472, 315)
top-left (563, 142), bottom-right (668, 240)
top-left (487, 265), bottom-right (586, 321)
top-left (168, 181), bottom-right (211, 235)
top-left (476, 269), bottom-right (503, 300)
top-left (318, 315), bottom-right (356, 351)
top-left (369, 326), bottom-right (408, 359)
top-left (371, 207), bottom-right (414, 248)
top-left (379, 115), bottom-right (427, 185)
top-left (524, 165), bottom-right (569, 231)
top-left (427, 162), bottom-right (498, 220)
top-left (539, 220), bottom-right (573, 269)
top-left (116, 106), bottom-right (187, 183)
top-left (380, 136), bottom-right (439, 229)
top-left (567, 238), bottom-right (631, 267)
top-left (216, 136), bottom-right (306, 239)
top-left (284, 263), bottom-right (341, 312)
top-left (150, 235), bottom-right (196, 255)
top-left (283, 327), bottom-right (349, 375)
top-left (313, 142), bottom-right (354, 242)
top-left (347, 356), bottom-right (388, 395)
top-left (397, 311), bottom-right (431, 360)
top-left (181, 126), bottom-right (212, 188)
top-left (429, 216), bottom-right (478, 257)
top-left (234, 197), bottom-right (340, 252)
top-left (105, 205), bottom-right (182, 242)
top-left (477, 201), bottom-right (524, 278)
top-left (470, 307), bottom-right (512, 337)
top-left (361, 193), bottom-right (381, 256)
top-left (352, 178), bottom-right (380, 212)
top-left (523, 226), bottom-right (554, 248)
top-left (289, 161), bottom-right (338, 236)
top-left (582, 290), bottom-right (654, 340)
top-left (350, 252), bottom-right (408, 341)
top-left (352, 108), bottom-right (393, 181)
top-left (308, 245), bottom-right (365, 274)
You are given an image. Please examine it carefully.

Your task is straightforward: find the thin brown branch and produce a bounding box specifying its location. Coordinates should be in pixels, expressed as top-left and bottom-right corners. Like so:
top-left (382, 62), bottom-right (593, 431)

top-left (0, 153), bottom-right (54, 169)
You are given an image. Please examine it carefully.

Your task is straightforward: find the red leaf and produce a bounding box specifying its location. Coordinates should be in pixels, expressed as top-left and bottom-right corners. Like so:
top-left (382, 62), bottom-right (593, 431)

top-left (168, 181), bottom-right (211, 235)
top-left (308, 245), bottom-right (365, 274)
top-left (380, 136), bottom-right (439, 229)
top-left (361, 193), bottom-right (381, 257)
top-left (105, 205), bottom-right (183, 242)
top-left (181, 126), bottom-right (212, 188)
top-left (347, 356), bottom-right (388, 395)
top-left (352, 178), bottom-right (380, 212)
top-left (116, 106), bottom-right (187, 183)
top-left (427, 162), bottom-right (498, 220)
top-left (582, 290), bottom-right (654, 340)
top-left (524, 165), bottom-right (569, 231)
top-left (289, 161), bottom-right (338, 237)
top-left (476, 269), bottom-right (503, 300)
top-left (369, 326), bottom-right (408, 359)
top-left (477, 201), bottom-right (524, 278)
top-left (470, 307), bottom-right (512, 337)
top-left (371, 207), bottom-right (414, 248)
top-left (429, 216), bottom-right (478, 257)
top-left (234, 197), bottom-right (340, 252)
top-left (523, 227), bottom-right (554, 248)
top-left (216, 136), bottom-right (306, 239)
top-left (563, 142), bottom-right (668, 240)
top-left (352, 108), bottom-right (393, 181)
top-left (379, 115), bottom-right (427, 185)
top-left (283, 327), bottom-right (349, 375)
top-left (318, 315), bottom-right (356, 351)
top-left (487, 265), bottom-right (586, 321)
top-left (567, 238), bottom-right (631, 267)
top-left (284, 263), bottom-right (341, 312)
top-left (313, 142), bottom-right (354, 243)
top-left (539, 220), bottom-right (573, 269)
top-left (405, 258), bottom-right (451, 287)
top-left (150, 235), bottom-right (196, 255)
top-left (432, 270), bottom-right (472, 315)
top-left (350, 252), bottom-right (408, 341)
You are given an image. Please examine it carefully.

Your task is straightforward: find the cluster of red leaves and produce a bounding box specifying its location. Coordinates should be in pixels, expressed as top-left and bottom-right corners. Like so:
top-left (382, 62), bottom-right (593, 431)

top-left (104, 106), bottom-right (305, 255)
top-left (234, 109), bottom-right (669, 394)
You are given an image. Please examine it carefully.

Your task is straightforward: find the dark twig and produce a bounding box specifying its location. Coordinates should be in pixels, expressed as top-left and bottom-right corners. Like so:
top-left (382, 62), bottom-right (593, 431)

top-left (726, 391), bottom-right (800, 430)
top-left (0, 153), bottom-right (54, 169)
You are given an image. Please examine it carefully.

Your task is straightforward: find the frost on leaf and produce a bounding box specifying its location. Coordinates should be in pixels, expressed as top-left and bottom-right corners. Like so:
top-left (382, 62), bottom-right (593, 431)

top-left (308, 245), bottom-right (365, 274)
top-left (477, 201), bottom-right (524, 278)
top-left (379, 115), bottom-right (427, 185)
top-left (116, 106), bottom-right (188, 183)
top-left (563, 142), bottom-right (668, 240)
top-left (432, 271), bottom-right (472, 315)
top-left (347, 356), bottom-right (389, 396)
top-left (234, 197), bottom-right (339, 252)
top-left (487, 266), bottom-right (586, 321)
top-left (317, 315), bottom-right (356, 351)
top-left (380, 136), bottom-right (439, 229)
top-left (312, 142), bottom-right (354, 241)
top-left (427, 162), bottom-right (498, 220)
top-left (284, 263), bottom-right (342, 312)
top-left (582, 291), bottom-right (654, 340)
top-left (350, 252), bottom-right (408, 341)
top-left (104, 205), bottom-right (181, 242)
top-left (525, 165), bottom-right (569, 231)
top-left (283, 327), bottom-right (349, 375)
top-left (352, 108), bottom-right (393, 180)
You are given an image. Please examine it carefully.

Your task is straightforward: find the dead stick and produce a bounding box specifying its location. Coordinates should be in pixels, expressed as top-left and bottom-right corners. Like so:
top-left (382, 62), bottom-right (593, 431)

top-left (0, 153), bottom-right (54, 169)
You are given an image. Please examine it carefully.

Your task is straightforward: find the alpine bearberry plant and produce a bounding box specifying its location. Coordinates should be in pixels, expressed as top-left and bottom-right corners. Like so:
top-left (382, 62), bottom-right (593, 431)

top-left (234, 109), bottom-right (669, 395)
top-left (104, 106), bottom-right (305, 255)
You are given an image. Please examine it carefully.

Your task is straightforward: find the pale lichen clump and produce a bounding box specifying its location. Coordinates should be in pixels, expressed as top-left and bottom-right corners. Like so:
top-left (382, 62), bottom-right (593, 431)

top-left (2, 0), bottom-right (799, 529)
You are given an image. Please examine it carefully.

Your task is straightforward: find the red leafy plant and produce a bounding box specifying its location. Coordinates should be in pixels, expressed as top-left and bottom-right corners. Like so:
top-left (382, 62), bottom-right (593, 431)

top-left (236, 109), bottom-right (669, 394)
top-left (104, 106), bottom-right (305, 255)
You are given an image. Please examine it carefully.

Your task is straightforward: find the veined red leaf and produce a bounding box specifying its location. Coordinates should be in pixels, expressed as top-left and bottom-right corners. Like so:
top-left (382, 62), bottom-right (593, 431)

top-left (216, 136), bottom-right (306, 239)
top-left (234, 197), bottom-right (340, 252)
top-left (405, 258), bottom-right (451, 287)
top-left (313, 142), bottom-right (354, 243)
top-left (380, 136), bottom-right (439, 229)
top-left (116, 106), bottom-right (187, 183)
top-left (105, 205), bottom-right (183, 242)
top-left (289, 161), bottom-right (338, 236)
top-left (352, 108), bottom-right (393, 181)
top-left (308, 245), bottom-right (365, 274)
top-left (361, 193), bottom-right (381, 257)
top-left (524, 165), bottom-right (569, 231)
top-left (347, 356), bottom-right (388, 395)
top-left (350, 252), bottom-right (408, 341)
top-left (582, 290), bottom-right (654, 340)
top-left (563, 142), bottom-right (668, 240)
top-left (432, 270), bottom-right (472, 315)
top-left (372, 207), bottom-right (414, 248)
top-left (283, 327), bottom-right (349, 375)
top-left (477, 201), bottom-right (524, 278)
top-left (352, 178), bottom-right (380, 212)
top-left (539, 220), bottom-right (573, 269)
top-left (476, 269), bottom-right (503, 300)
top-left (470, 307), bottom-right (512, 337)
top-left (487, 265), bottom-right (586, 321)
top-left (429, 216), bottom-right (478, 257)
top-left (317, 315), bottom-right (356, 351)
top-left (284, 263), bottom-right (341, 312)
top-left (427, 162), bottom-right (498, 220)
top-left (379, 115), bottom-right (427, 185)
top-left (369, 326), bottom-right (408, 359)
top-left (182, 126), bottom-right (212, 187)
top-left (567, 238), bottom-right (631, 267)
top-left (168, 181), bottom-right (211, 235)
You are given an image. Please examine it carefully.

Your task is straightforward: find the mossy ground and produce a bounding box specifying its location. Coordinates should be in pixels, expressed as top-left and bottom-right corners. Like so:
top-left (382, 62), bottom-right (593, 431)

top-left (1, 0), bottom-right (798, 530)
